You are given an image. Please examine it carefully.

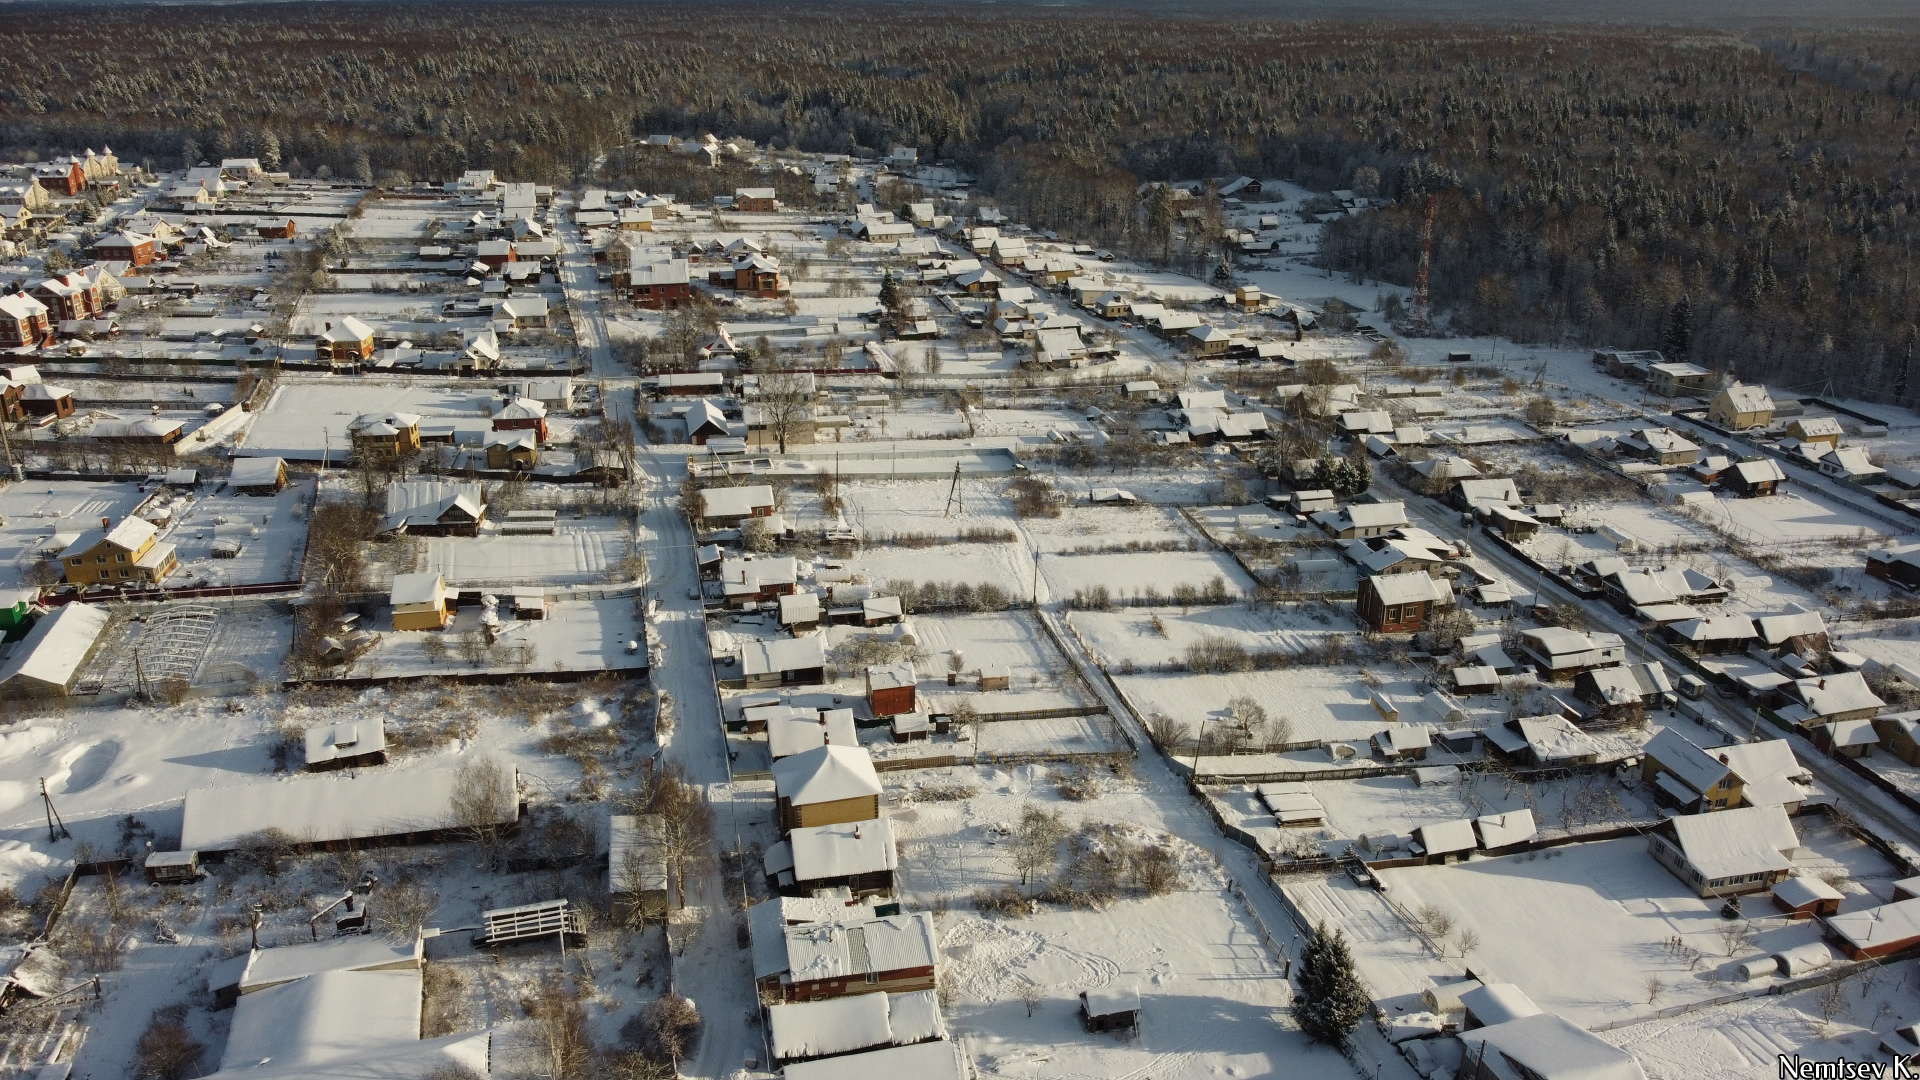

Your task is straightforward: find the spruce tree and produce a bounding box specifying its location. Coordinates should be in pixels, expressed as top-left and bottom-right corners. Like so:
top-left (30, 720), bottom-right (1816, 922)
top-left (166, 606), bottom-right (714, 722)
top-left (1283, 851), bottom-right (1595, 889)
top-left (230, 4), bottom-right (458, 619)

top-left (1662, 296), bottom-right (1693, 359)
top-left (1296, 921), bottom-right (1368, 1047)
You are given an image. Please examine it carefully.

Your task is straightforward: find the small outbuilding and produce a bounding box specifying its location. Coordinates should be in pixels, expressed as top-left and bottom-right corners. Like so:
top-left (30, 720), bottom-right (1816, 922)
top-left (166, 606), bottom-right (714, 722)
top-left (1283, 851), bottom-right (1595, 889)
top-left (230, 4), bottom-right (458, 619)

top-left (1771, 874), bottom-right (1843, 920)
top-left (1080, 985), bottom-right (1141, 1033)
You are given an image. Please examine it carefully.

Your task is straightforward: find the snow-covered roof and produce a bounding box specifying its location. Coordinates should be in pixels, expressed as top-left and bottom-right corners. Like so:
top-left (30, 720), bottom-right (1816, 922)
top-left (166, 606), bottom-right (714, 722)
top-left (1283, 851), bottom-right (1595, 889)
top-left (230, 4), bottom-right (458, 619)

top-left (229, 456), bottom-right (286, 488)
top-left (1718, 382), bottom-right (1775, 414)
top-left (1732, 458), bottom-right (1786, 484)
top-left (1791, 671), bottom-right (1884, 719)
top-left (1643, 728), bottom-right (1736, 794)
top-left (1665, 804), bottom-right (1797, 883)
top-left (789, 816), bottom-right (898, 881)
top-left (748, 896), bottom-right (877, 980)
top-left (740, 635), bottom-right (827, 678)
top-left (767, 992), bottom-right (892, 1062)
top-left (304, 718), bottom-right (387, 767)
top-left (1363, 573), bottom-right (1449, 606)
top-left (1459, 982), bottom-right (1542, 1027)
top-left (58, 515), bottom-right (156, 560)
top-left (1414, 818), bottom-right (1476, 855)
top-left (1712, 739), bottom-right (1810, 810)
top-left (781, 911), bottom-right (936, 985)
top-left (1513, 714), bottom-right (1602, 763)
top-left (1474, 809), bottom-right (1536, 850)
top-left (1773, 874), bottom-right (1843, 909)
top-left (317, 316), bottom-right (373, 343)
top-left (179, 763), bottom-right (518, 851)
top-left (700, 484), bottom-right (775, 519)
top-left (218, 968), bottom-right (422, 1073)
top-left (767, 706), bottom-right (858, 760)
top-left (383, 480), bottom-right (484, 533)
top-left (1461, 1011), bottom-right (1645, 1080)
top-left (0, 602), bottom-right (109, 693)
top-left (780, 1039), bottom-right (968, 1080)
top-left (772, 744), bottom-right (882, 805)
top-left (1829, 897), bottom-right (1920, 956)
top-left (223, 934), bottom-right (421, 996)
top-left (610, 814), bottom-right (668, 894)
top-left (389, 571), bottom-right (445, 608)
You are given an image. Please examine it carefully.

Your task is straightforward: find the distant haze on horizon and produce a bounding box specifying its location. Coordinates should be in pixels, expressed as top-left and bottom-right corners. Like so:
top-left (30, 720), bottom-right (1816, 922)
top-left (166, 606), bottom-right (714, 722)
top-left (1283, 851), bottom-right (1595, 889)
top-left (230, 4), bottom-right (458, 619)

top-left (1, 0), bottom-right (1915, 20)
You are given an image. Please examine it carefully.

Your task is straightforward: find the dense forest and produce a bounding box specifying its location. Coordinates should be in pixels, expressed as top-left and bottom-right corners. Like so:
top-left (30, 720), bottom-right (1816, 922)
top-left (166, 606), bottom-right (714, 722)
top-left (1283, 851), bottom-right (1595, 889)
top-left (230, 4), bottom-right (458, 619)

top-left (3, 5), bottom-right (1920, 398)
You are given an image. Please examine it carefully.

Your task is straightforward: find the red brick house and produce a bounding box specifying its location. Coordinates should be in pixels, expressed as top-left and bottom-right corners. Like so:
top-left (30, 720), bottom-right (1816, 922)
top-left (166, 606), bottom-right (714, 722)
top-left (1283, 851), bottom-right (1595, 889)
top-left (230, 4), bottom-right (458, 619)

top-left (624, 259), bottom-right (692, 309)
top-left (734, 187), bottom-right (778, 213)
top-left (491, 398), bottom-right (548, 442)
top-left (93, 231), bottom-right (156, 267)
top-left (0, 293), bottom-right (52, 349)
top-left (34, 160), bottom-right (85, 197)
top-left (476, 240), bottom-right (517, 270)
top-left (31, 272), bottom-right (102, 323)
top-left (257, 219), bottom-right (297, 240)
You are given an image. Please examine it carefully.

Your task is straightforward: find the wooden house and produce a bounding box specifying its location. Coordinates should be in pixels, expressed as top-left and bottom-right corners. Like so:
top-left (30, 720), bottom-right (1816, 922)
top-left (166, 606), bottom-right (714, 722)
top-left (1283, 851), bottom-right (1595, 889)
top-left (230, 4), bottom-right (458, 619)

top-left (1081, 987), bottom-right (1141, 1033)
top-left (59, 517), bottom-right (177, 586)
top-left (770, 817), bottom-right (897, 897)
top-left (866, 664), bottom-right (916, 717)
top-left (229, 457), bottom-right (289, 495)
top-left (610, 814), bottom-right (670, 920)
top-left (1708, 383), bottom-right (1776, 430)
top-left (1647, 804), bottom-right (1798, 898)
top-left (390, 572), bottom-right (451, 631)
top-left (755, 910), bottom-right (937, 1004)
top-left (257, 219), bottom-right (296, 240)
top-left (19, 383), bottom-right (73, 418)
top-left (315, 317), bottom-right (375, 364)
top-left (349, 411), bottom-right (423, 460)
top-left (772, 745), bottom-right (882, 834)
top-left (1786, 417), bottom-right (1844, 450)
top-left (1356, 573), bottom-right (1450, 633)
top-left (304, 718), bottom-right (388, 772)
top-left (735, 188), bottom-right (779, 213)
top-left (1772, 875), bottom-right (1843, 920)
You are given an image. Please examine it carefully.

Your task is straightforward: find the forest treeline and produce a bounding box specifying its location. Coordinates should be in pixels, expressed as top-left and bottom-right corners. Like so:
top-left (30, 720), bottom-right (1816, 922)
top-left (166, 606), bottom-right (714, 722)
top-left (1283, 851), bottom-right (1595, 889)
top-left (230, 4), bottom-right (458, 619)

top-left (2, 6), bottom-right (1919, 398)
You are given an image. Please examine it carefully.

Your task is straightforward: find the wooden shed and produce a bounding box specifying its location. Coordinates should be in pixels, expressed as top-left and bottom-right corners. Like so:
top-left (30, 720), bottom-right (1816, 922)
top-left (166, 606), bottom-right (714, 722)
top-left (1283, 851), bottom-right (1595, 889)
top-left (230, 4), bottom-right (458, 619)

top-left (1080, 985), bottom-right (1141, 1033)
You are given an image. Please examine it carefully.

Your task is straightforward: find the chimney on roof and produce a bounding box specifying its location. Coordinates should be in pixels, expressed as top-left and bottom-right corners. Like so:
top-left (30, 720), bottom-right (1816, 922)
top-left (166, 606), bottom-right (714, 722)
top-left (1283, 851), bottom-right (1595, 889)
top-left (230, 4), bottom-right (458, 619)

top-left (1719, 754), bottom-right (1730, 764)
top-left (1820, 679), bottom-right (1827, 689)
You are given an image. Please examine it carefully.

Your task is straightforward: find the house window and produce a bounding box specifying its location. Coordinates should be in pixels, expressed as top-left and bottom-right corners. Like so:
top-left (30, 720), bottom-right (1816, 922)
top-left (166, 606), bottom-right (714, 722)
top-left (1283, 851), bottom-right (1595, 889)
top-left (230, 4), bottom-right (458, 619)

top-left (96, 555), bottom-right (106, 563)
top-left (1384, 606), bottom-right (1401, 623)
top-left (116, 554), bottom-right (126, 562)
top-left (119, 569), bottom-right (128, 578)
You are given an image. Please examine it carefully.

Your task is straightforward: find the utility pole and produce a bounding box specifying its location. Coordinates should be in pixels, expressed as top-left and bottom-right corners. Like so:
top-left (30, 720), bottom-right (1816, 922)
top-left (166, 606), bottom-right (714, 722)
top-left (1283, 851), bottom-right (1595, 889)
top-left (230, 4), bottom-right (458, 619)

top-left (39, 777), bottom-right (69, 843)
top-left (1411, 193), bottom-right (1436, 334)
top-left (942, 462), bottom-right (962, 517)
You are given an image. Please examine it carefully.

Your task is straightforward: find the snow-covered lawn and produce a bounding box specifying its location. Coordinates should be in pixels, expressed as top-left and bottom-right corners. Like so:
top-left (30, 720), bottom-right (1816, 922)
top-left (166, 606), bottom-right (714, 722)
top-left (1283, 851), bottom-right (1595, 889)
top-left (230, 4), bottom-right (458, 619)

top-left (1686, 489), bottom-right (1887, 548)
top-left (424, 521), bottom-right (631, 587)
top-left (910, 611), bottom-right (1089, 714)
top-left (0, 480), bottom-right (150, 591)
top-left (888, 764), bottom-right (1350, 1080)
top-left (1071, 606), bottom-right (1363, 672)
top-left (155, 480), bottom-right (314, 587)
top-left (1376, 837), bottom-right (1855, 1026)
top-left (342, 597), bottom-right (645, 678)
top-left (1040, 549), bottom-right (1252, 603)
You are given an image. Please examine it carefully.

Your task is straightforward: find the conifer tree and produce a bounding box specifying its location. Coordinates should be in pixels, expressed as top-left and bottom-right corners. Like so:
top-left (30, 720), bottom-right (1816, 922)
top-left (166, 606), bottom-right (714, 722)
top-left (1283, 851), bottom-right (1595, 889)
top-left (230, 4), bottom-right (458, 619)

top-left (1296, 921), bottom-right (1368, 1047)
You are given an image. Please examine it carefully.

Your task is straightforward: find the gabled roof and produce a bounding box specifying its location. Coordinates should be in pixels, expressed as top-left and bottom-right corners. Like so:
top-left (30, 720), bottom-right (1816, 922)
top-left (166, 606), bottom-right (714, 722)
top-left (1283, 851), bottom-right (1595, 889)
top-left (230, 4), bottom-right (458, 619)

top-left (1732, 458), bottom-right (1786, 484)
top-left (0, 602), bottom-right (108, 691)
top-left (1643, 728), bottom-right (1736, 794)
top-left (1717, 382), bottom-right (1775, 413)
top-left (1363, 573), bottom-right (1449, 606)
top-left (699, 483), bottom-right (775, 519)
top-left (772, 745), bottom-right (882, 805)
top-left (383, 481), bottom-right (484, 533)
top-left (1664, 804), bottom-right (1797, 882)
top-left (1791, 671), bottom-right (1883, 718)
top-left (317, 316), bottom-right (374, 343)
top-left (1461, 1012), bottom-right (1646, 1080)
top-left (1755, 608), bottom-right (1826, 646)
top-left (788, 816), bottom-right (898, 881)
top-left (58, 516), bottom-right (156, 560)
top-left (740, 635), bottom-right (827, 678)
top-left (388, 571), bottom-right (445, 607)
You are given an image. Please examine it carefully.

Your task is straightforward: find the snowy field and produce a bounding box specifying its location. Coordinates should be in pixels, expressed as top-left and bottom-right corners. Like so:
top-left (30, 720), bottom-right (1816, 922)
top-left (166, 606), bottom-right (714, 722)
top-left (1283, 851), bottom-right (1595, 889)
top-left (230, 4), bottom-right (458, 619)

top-left (908, 611), bottom-right (1089, 713)
top-left (152, 480), bottom-right (314, 587)
top-left (238, 381), bottom-right (501, 459)
top-left (1113, 666), bottom-right (1429, 749)
top-left (0, 480), bottom-right (149, 590)
top-left (1071, 605), bottom-right (1365, 672)
top-left (1375, 825), bottom-right (1894, 1027)
top-left (1040, 548), bottom-right (1252, 603)
top-left (424, 521), bottom-right (630, 587)
top-left (888, 765), bottom-right (1351, 1080)
top-left (348, 597), bottom-right (644, 677)
top-left (1023, 503), bottom-right (1197, 553)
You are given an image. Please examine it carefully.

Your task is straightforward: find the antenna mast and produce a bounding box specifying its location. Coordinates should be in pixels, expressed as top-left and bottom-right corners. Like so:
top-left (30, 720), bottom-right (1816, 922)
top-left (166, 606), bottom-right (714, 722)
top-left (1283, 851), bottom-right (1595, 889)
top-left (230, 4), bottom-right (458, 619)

top-left (1411, 193), bottom-right (1436, 334)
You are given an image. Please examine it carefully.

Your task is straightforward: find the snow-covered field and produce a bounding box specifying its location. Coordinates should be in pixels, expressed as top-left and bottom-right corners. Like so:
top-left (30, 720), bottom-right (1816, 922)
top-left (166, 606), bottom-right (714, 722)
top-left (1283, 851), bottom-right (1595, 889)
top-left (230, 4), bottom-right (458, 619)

top-left (0, 480), bottom-right (149, 591)
top-left (424, 520), bottom-right (631, 587)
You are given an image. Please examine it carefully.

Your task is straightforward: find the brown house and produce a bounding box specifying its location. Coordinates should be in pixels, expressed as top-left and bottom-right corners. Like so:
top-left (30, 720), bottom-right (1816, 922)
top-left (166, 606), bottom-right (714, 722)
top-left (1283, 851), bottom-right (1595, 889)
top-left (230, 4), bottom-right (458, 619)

top-left (1356, 573), bottom-right (1450, 633)
top-left (92, 231), bottom-right (156, 266)
top-left (258, 219), bottom-right (297, 240)
top-left (772, 745), bottom-right (882, 834)
top-left (735, 187), bottom-right (779, 213)
top-left (20, 383), bottom-right (73, 418)
top-left (755, 910), bottom-right (936, 1005)
top-left (865, 664), bottom-right (916, 717)
top-left (315, 317), bottom-right (375, 364)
